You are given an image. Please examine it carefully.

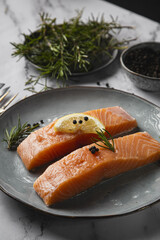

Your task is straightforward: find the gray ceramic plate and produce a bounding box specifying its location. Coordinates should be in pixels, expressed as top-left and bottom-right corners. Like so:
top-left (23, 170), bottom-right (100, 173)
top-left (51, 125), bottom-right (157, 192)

top-left (0, 87), bottom-right (160, 218)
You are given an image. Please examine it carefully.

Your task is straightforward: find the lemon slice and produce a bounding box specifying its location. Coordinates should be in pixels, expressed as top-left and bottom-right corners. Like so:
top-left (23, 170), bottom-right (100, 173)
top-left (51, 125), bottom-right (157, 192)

top-left (54, 113), bottom-right (105, 134)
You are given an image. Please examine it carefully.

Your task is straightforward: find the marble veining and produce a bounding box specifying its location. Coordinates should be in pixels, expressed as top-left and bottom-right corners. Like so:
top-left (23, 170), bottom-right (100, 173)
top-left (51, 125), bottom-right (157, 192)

top-left (0, 0), bottom-right (160, 239)
top-left (3, 0), bottom-right (20, 31)
top-left (149, 24), bottom-right (160, 41)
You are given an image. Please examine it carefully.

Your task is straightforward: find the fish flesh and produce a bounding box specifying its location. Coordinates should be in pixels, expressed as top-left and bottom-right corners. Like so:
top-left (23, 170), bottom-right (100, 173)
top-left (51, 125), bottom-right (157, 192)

top-left (17, 107), bottom-right (137, 170)
top-left (17, 106), bottom-right (137, 170)
top-left (33, 132), bottom-right (160, 206)
top-left (34, 132), bottom-right (160, 205)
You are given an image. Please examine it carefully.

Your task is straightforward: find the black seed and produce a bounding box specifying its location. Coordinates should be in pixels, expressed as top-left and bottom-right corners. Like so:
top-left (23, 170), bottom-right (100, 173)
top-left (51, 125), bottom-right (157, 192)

top-left (97, 81), bottom-right (100, 86)
top-left (40, 120), bottom-right (44, 124)
top-left (73, 120), bottom-right (77, 124)
top-left (124, 47), bottom-right (160, 78)
top-left (89, 145), bottom-right (99, 154)
top-left (27, 124), bottom-right (31, 127)
top-left (89, 146), bottom-right (96, 151)
top-left (79, 120), bottom-right (83, 124)
top-left (106, 83), bottom-right (109, 88)
top-left (84, 116), bottom-right (88, 121)
top-left (91, 149), bottom-right (96, 154)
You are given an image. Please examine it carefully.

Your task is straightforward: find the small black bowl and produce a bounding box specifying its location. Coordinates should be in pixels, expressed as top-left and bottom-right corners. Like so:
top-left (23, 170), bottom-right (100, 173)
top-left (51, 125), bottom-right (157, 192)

top-left (120, 42), bottom-right (160, 91)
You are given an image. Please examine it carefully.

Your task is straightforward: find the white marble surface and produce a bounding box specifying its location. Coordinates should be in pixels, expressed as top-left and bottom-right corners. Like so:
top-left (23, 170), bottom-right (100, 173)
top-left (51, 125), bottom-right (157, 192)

top-left (0, 0), bottom-right (160, 239)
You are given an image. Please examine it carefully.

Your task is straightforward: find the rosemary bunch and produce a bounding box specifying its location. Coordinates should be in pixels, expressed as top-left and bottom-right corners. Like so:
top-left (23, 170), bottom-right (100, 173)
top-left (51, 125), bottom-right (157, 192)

top-left (11, 10), bottom-right (134, 86)
top-left (3, 117), bottom-right (40, 150)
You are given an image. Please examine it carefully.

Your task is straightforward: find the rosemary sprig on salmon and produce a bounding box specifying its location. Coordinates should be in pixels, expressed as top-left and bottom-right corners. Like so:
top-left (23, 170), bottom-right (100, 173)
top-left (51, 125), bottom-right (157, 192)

top-left (92, 128), bottom-right (115, 152)
top-left (3, 117), bottom-right (40, 150)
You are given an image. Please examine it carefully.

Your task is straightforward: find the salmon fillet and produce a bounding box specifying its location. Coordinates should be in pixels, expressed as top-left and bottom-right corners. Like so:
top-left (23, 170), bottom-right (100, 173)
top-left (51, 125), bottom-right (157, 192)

top-left (17, 106), bottom-right (137, 170)
top-left (33, 132), bottom-right (160, 206)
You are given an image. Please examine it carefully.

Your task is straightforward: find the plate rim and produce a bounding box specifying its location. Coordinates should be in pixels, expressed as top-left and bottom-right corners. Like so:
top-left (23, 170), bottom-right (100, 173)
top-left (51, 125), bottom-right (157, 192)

top-left (0, 86), bottom-right (160, 218)
top-left (1, 183), bottom-right (160, 219)
top-left (0, 86), bottom-right (159, 121)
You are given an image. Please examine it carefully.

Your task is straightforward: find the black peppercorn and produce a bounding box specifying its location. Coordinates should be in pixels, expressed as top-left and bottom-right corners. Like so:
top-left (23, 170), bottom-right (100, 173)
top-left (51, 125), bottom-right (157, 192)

top-left (84, 116), bottom-right (88, 121)
top-left (73, 120), bottom-right (77, 124)
top-left (124, 47), bottom-right (160, 78)
top-left (89, 145), bottom-right (99, 154)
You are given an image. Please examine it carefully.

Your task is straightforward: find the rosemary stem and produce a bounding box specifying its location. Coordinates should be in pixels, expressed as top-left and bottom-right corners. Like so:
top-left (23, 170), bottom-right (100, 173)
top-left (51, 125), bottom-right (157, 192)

top-left (11, 10), bottom-right (135, 90)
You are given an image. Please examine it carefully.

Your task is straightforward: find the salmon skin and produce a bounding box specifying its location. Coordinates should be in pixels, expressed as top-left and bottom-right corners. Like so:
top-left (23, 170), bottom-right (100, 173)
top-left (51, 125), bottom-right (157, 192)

top-left (33, 132), bottom-right (160, 206)
top-left (17, 106), bottom-right (137, 170)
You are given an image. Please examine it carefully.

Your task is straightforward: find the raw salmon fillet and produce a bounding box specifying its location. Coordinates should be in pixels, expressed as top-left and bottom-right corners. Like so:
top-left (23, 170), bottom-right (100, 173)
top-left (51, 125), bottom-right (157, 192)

top-left (34, 132), bottom-right (160, 206)
top-left (17, 106), bottom-right (137, 170)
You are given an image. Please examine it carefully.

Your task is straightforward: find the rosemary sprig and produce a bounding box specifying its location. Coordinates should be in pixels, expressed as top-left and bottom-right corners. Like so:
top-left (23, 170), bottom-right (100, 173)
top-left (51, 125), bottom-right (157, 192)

top-left (3, 117), bottom-right (40, 150)
top-left (25, 76), bottom-right (54, 93)
top-left (11, 10), bottom-right (135, 88)
top-left (92, 128), bottom-right (115, 152)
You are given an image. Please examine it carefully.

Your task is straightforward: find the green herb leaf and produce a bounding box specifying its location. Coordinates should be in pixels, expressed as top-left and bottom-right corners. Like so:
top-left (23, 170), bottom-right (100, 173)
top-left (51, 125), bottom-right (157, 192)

top-left (11, 10), bottom-right (135, 89)
top-left (2, 116), bottom-right (40, 150)
top-left (92, 128), bottom-right (115, 152)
